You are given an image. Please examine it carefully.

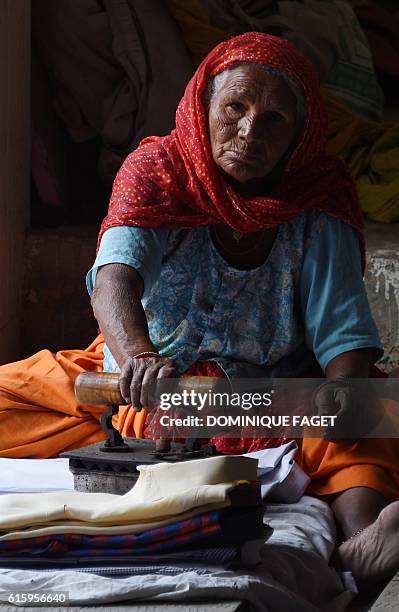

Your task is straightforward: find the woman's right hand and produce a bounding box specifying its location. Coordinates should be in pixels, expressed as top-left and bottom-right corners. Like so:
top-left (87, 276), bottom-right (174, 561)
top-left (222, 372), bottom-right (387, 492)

top-left (119, 355), bottom-right (178, 411)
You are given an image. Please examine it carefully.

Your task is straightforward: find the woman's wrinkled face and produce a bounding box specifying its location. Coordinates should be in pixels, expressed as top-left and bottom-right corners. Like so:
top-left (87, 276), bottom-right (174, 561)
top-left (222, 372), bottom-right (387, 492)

top-left (208, 65), bottom-right (297, 184)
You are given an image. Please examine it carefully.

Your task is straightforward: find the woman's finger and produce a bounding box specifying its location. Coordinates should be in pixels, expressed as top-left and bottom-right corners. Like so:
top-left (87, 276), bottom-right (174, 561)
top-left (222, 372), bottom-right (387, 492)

top-left (157, 362), bottom-right (178, 379)
top-left (130, 360), bottom-right (147, 410)
top-left (119, 361), bottom-right (134, 404)
top-left (140, 361), bottom-right (164, 408)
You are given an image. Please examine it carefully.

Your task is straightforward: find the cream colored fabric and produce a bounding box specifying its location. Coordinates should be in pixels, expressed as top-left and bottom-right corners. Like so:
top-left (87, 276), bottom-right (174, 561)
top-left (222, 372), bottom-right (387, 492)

top-left (0, 503), bottom-right (228, 541)
top-left (0, 455), bottom-right (257, 533)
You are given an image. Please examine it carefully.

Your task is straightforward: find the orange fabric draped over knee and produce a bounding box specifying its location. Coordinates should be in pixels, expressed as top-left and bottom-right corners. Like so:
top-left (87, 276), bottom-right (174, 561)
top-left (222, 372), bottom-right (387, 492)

top-left (297, 371), bottom-right (399, 501)
top-left (0, 336), bottom-right (108, 458)
top-left (0, 335), bottom-right (147, 458)
top-left (298, 436), bottom-right (399, 502)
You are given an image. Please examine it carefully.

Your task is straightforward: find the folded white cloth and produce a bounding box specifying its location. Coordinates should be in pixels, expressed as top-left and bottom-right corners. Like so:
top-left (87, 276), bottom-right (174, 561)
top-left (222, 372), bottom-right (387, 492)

top-left (245, 441), bottom-right (310, 502)
top-left (264, 495), bottom-right (337, 561)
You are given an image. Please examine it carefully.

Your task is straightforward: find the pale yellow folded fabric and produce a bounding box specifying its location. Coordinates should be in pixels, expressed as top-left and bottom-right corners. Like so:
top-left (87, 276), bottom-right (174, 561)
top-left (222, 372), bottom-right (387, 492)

top-left (0, 455), bottom-right (257, 533)
top-left (0, 503), bottom-right (229, 541)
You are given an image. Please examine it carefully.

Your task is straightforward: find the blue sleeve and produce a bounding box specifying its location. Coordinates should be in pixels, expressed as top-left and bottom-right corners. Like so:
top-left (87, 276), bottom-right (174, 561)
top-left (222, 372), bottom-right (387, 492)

top-left (86, 226), bottom-right (169, 299)
top-left (300, 215), bottom-right (383, 372)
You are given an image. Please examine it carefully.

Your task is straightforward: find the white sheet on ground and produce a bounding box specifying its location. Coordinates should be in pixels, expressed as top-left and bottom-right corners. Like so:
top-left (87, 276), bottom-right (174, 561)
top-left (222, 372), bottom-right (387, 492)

top-left (0, 458), bottom-right (74, 493)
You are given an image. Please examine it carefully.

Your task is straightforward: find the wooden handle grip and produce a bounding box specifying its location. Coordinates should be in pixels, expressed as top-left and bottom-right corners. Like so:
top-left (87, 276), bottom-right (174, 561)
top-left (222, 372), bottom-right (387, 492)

top-left (75, 372), bottom-right (124, 406)
top-left (74, 372), bottom-right (221, 407)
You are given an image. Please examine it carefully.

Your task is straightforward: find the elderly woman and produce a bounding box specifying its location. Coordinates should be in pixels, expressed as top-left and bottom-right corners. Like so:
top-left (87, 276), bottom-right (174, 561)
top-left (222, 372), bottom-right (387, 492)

top-left (0, 32), bottom-right (398, 588)
top-left (87, 32), bottom-right (399, 586)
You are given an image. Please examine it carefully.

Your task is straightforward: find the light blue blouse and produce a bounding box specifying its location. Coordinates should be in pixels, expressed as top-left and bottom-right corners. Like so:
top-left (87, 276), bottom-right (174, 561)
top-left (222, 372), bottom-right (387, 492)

top-left (86, 210), bottom-right (382, 378)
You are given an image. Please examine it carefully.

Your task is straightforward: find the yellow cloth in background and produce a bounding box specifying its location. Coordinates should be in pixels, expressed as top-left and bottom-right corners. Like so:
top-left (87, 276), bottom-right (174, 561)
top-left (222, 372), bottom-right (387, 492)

top-left (323, 88), bottom-right (399, 223)
top-left (169, 0), bottom-right (229, 67)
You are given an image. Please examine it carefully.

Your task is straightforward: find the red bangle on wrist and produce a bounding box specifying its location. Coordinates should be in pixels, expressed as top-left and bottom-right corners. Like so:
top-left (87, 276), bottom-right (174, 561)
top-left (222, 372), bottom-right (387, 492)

top-left (133, 351), bottom-right (161, 359)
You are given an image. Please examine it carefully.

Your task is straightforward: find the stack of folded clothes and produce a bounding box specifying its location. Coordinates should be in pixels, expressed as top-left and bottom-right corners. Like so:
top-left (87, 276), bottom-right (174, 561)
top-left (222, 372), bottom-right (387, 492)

top-left (0, 455), bottom-right (266, 575)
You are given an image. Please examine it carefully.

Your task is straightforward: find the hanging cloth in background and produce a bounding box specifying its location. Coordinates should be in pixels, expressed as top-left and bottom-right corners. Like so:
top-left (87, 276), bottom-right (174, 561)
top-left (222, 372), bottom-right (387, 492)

top-left (32, 0), bottom-right (194, 186)
top-left (198, 0), bottom-right (384, 118)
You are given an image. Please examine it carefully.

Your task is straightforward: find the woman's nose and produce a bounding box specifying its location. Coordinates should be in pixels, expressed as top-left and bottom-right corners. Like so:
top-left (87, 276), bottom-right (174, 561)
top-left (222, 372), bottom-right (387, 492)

top-left (238, 115), bottom-right (264, 144)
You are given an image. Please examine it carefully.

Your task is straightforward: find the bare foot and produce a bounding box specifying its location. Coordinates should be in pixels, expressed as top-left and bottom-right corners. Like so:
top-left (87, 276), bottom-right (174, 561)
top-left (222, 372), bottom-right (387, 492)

top-left (338, 501), bottom-right (399, 586)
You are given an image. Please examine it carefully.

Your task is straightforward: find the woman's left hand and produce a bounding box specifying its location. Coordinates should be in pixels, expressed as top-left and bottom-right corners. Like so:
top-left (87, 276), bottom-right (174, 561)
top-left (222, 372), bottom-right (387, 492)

top-left (313, 378), bottom-right (380, 441)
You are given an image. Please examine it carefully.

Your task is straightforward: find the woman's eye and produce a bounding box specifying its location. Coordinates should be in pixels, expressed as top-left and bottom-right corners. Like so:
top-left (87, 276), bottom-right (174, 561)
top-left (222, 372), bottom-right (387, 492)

top-left (226, 102), bottom-right (244, 113)
top-left (267, 111), bottom-right (284, 122)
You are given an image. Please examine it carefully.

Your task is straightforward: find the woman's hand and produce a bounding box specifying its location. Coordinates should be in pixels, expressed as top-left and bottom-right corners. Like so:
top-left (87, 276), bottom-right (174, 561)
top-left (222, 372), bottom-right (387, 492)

top-left (313, 378), bottom-right (380, 441)
top-left (119, 355), bottom-right (178, 411)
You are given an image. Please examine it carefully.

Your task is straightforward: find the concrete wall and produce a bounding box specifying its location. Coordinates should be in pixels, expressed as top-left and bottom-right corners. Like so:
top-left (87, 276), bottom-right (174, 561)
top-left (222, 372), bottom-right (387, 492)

top-left (364, 221), bottom-right (399, 372)
top-left (0, 1), bottom-right (30, 363)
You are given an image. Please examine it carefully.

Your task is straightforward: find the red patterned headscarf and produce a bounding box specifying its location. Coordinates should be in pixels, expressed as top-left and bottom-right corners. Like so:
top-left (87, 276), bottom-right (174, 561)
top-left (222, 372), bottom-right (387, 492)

top-left (99, 32), bottom-right (363, 256)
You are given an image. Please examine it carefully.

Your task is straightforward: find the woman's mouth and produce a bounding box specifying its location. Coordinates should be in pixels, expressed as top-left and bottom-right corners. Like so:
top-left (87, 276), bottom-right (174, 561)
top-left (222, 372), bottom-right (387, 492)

top-left (224, 150), bottom-right (261, 165)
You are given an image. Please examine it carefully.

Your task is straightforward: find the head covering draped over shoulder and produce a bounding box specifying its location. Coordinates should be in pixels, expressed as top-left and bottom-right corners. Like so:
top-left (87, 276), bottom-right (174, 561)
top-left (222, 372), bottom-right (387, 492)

top-left (98, 32), bottom-right (364, 257)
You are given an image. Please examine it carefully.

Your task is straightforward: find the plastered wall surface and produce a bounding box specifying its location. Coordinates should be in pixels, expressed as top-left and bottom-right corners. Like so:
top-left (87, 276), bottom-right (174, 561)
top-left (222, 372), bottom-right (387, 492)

top-left (364, 221), bottom-right (399, 372)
